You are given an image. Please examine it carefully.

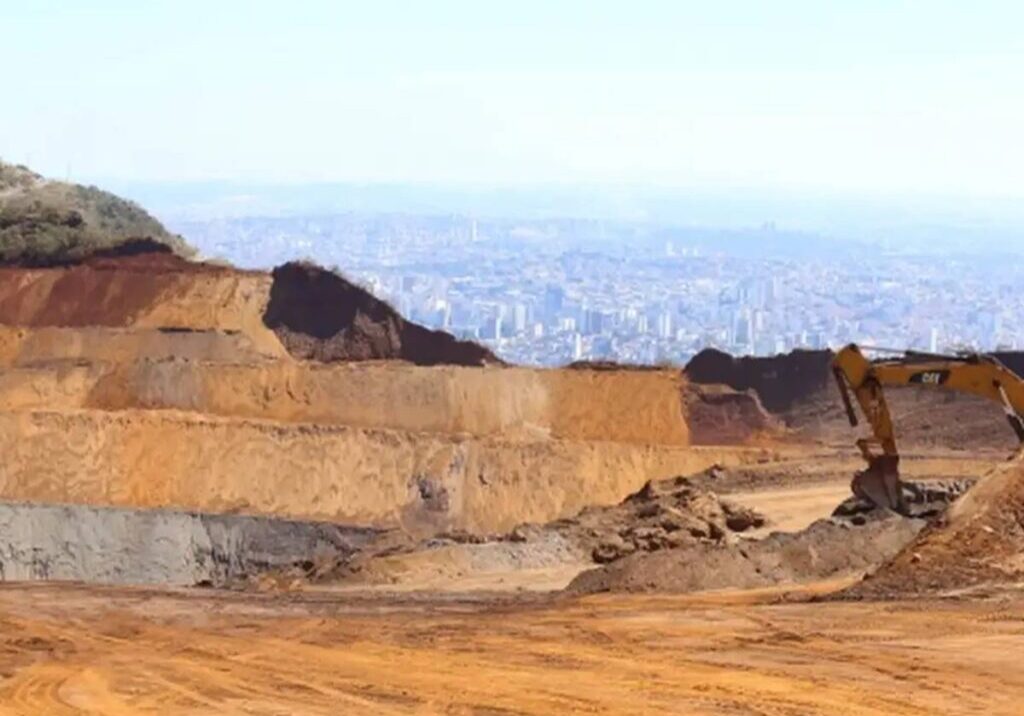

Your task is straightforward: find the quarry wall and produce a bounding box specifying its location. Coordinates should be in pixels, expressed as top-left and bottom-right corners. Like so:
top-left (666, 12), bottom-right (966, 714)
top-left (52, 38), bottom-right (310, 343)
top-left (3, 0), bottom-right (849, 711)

top-left (0, 255), bottom-right (781, 542)
top-left (0, 410), bottom-right (760, 534)
top-left (0, 354), bottom-right (690, 445)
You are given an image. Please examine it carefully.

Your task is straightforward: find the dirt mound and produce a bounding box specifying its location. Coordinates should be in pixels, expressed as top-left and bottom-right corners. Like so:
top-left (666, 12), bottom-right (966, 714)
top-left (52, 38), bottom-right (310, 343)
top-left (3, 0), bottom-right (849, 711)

top-left (510, 475), bottom-right (766, 566)
top-left (567, 511), bottom-right (923, 594)
top-left (340, 473), bottom-right (767, 590)
top-left (683, 383), bottom-right (782, 445)
top-left (843, 458), bottom-right (1024, 598)
top-left (685, 348), bottom-right (833, 413)
top-left (263, 262), bottom-right (499, 366)
top-left (787, 381), bottom-right (1023, 451)
top-left (0, 256), bottom-right (493, 367)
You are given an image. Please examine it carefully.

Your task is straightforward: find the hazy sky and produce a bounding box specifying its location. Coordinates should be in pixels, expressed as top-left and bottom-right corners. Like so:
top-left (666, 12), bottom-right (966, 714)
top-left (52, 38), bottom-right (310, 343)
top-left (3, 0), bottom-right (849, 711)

top-left (4, 1), bottom-right (1023, 196)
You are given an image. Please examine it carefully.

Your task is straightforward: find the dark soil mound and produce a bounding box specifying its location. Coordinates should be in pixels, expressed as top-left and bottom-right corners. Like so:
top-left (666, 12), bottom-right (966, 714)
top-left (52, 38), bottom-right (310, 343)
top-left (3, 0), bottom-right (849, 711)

top-left (263, 262), bottom-right (499, 367)
top-left (684, 348), bottom-right (833, 413)
top-left (684, 347), bottom-right (1024, 452)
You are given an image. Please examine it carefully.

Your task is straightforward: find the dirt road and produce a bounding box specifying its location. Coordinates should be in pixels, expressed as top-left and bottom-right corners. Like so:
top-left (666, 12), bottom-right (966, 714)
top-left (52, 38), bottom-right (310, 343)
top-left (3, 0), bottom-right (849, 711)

top-left (0, 583), bottom-right (1021, 715)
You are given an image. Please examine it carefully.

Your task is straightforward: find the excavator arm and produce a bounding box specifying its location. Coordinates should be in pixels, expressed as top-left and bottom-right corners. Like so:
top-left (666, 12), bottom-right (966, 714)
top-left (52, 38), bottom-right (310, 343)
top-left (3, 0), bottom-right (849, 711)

top-left (832, 344), bottom-right (1024, 512)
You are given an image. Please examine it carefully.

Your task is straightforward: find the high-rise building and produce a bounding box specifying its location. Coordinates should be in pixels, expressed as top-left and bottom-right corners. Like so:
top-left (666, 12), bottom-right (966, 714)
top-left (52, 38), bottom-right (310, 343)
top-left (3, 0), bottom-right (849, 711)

top-left (544, 285), bottom-right (565, 320)
top-left (513, 304), bottom-right (529, 333)
top-left (657, 311), bottom-right (673, 339)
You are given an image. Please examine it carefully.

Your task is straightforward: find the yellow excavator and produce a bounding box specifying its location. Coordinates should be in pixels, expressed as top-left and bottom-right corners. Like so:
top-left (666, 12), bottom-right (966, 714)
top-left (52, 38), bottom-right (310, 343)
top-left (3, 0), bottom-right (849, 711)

top-left (832, 343), bottom-right (1024, 513)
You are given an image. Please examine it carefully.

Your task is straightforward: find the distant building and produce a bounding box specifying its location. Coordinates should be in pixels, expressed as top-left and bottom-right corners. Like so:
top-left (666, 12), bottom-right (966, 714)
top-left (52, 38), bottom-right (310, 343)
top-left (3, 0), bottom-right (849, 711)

top-left (544, 285), bottom-right (565, 320)
top-left (657, 312), bottom-right (673, 339)
top-left (572, 333), bottom-right (584, 360)
top-left (513, 303), bottom-right (529, 333)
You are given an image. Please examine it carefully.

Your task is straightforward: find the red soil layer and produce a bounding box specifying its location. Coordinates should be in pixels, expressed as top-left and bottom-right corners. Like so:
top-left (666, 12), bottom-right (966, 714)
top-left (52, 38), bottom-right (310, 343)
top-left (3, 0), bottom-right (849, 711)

top-left (0, 249), bottom-right (497, 368)
top-left (262, 262), bottom-right (499, 367)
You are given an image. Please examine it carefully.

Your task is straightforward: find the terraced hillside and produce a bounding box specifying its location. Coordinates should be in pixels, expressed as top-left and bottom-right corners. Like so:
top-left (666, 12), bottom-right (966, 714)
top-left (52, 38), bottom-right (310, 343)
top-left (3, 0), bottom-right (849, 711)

top-left (0, 247), bottom-right (772, 544)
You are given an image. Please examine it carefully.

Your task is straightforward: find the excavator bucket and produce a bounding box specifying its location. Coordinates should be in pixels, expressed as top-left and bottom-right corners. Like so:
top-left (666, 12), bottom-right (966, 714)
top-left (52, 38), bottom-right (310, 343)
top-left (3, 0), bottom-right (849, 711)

top-left (851, 454), bottom-right (906, 513)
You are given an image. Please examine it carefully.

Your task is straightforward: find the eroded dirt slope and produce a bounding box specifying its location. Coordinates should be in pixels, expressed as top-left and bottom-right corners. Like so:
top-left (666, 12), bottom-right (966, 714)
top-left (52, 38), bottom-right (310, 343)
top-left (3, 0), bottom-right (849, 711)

top-left (846, 457), bottom-right (1024, 598)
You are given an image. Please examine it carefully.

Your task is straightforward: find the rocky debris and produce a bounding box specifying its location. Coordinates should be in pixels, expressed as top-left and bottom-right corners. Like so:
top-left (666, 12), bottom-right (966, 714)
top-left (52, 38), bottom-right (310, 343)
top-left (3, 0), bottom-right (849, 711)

top-left (512, 476), bottom-right (767, 566)
top-left (263, 261), bottom-right (499, 366)
top-left (683, 383), bottom-right (783, 445)
top-left (568, 509), bottom-right (925, 595)
top-left (832, 479), bottom-right (974, 522)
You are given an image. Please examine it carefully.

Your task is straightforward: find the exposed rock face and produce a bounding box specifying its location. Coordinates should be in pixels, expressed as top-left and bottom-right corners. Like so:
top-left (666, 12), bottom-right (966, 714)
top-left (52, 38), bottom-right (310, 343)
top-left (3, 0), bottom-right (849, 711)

top-left (263, 261), bottom-right (499, 366)
top-left (0, 501), bottom-right (378, 587)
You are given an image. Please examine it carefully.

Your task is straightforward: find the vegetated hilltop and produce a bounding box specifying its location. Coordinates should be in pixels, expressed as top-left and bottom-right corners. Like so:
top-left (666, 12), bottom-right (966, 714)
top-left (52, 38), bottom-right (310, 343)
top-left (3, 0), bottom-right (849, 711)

top-left (0, 161), bottom-right (194, 265)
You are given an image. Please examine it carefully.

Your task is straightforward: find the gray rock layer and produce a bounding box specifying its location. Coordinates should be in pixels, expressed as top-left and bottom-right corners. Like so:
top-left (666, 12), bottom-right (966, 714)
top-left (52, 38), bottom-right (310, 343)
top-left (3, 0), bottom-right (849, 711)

top-left (0, 501), bottom-right (377, 586)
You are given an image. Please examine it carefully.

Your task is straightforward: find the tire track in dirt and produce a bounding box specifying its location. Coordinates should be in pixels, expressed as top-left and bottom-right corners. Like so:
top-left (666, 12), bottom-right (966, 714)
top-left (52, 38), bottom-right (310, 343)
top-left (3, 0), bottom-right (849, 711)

top-left (0, 585), bottom-right (1022, 714)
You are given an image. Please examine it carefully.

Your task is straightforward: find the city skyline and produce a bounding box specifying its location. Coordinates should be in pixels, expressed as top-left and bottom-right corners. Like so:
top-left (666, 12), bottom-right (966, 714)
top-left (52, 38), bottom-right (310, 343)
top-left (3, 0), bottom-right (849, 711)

top-left (172, 210), bottom-right (1020, 366)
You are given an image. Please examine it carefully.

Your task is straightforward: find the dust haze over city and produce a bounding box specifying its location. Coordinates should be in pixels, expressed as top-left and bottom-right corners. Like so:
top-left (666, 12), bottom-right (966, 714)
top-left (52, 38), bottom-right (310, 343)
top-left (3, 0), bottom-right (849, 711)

top-left (6, 1), bottom-right (1024, 365)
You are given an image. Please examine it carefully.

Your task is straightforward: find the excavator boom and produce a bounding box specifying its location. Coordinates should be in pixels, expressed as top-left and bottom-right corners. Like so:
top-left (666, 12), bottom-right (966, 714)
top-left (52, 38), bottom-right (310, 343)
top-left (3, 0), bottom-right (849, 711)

top-left (832, 344), bottom-right (1024, 512)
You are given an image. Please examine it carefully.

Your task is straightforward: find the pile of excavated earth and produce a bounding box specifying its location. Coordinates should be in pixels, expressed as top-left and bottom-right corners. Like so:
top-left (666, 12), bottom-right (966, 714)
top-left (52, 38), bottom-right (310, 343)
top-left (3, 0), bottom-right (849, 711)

top-left (1, 209), bottom-right (1023, 599)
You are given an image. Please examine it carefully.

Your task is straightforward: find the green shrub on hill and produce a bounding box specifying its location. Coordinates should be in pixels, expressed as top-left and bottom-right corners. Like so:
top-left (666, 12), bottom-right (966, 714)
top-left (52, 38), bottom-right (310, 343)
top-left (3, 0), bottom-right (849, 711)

top-left (0, 160), bottom-right (194, 265)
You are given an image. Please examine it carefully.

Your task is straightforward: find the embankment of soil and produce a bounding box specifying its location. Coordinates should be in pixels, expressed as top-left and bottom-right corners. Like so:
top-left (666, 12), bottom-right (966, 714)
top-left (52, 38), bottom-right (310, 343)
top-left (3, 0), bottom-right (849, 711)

top-left (686, 347), bottom-right (1024, 452)
top-left (0, 326), bottom-right (277, 367)
top-left (0, 359), bottom-right (692, 445)
top-left (0, 409), bottom-right (766, 535)
top-left (683, 383), bottom-right (781, 445)
top-left (0, 254), bottom-right (497, 368)
top-left (844, 457), bottom-right (1024, 598)
top-left (685, 348), bottom-right (833, 413)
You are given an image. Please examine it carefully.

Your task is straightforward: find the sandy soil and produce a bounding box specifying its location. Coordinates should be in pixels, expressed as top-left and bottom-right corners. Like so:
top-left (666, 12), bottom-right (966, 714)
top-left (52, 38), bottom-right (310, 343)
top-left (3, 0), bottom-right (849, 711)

top-left (0, 583), bottom-right (1021, 715)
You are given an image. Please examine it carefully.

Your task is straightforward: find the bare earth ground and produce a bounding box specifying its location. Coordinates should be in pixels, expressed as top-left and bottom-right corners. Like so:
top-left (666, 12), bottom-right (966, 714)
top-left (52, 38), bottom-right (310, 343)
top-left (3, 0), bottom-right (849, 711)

top-left (0, 583), bottom-right (1023, 715)
top-left (0, 450), bottom-right (1018, 715)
